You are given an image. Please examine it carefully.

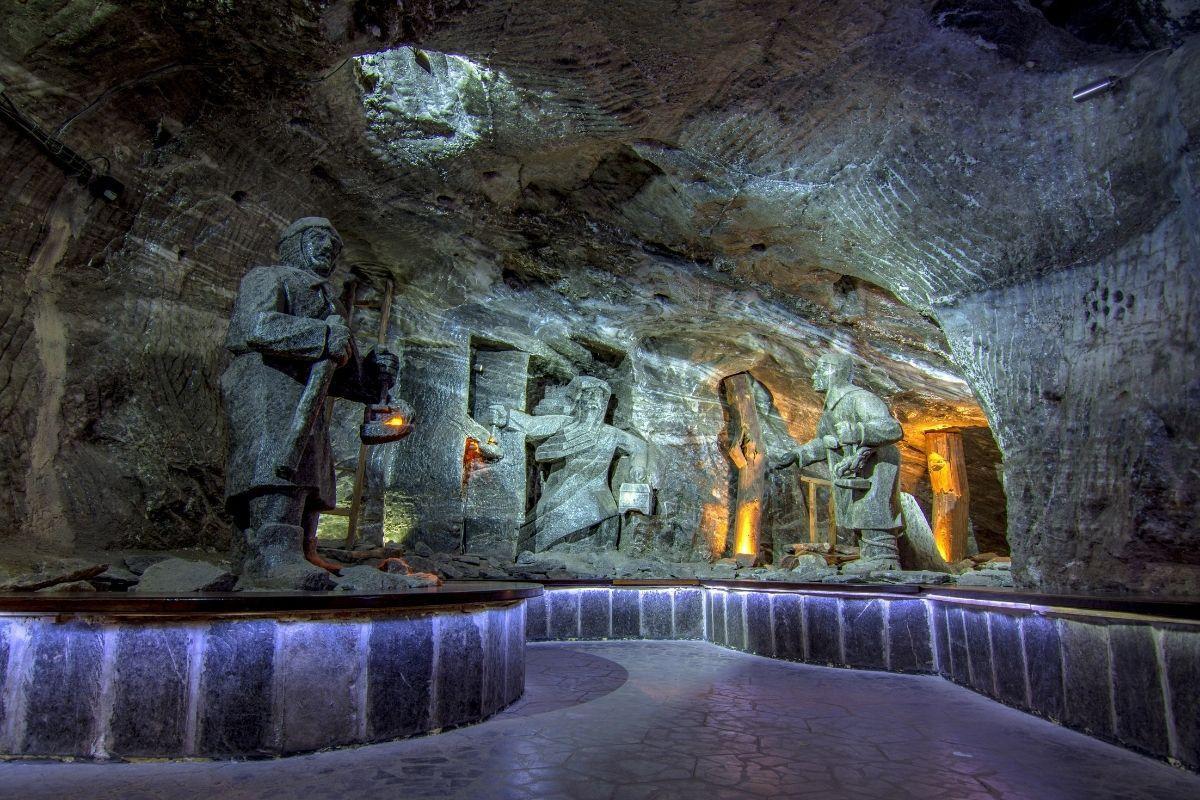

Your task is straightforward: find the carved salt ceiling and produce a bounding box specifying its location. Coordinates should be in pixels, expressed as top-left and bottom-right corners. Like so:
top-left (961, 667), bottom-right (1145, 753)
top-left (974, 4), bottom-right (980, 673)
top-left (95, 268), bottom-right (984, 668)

top-left (1, 0), bottom-right (1191, 411)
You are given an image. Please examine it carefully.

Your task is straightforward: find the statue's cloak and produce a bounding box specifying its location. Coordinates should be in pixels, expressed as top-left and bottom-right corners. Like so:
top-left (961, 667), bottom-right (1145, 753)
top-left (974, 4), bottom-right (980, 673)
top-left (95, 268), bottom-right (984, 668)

top-left (220, 265), bottom-right (380, 512)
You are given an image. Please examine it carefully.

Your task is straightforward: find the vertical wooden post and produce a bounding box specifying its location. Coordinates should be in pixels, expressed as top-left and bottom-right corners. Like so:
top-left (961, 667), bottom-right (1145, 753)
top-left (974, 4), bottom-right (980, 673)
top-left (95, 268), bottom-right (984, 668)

top-left (325, 278), bottom-right (359, 433)
top-left (926, 429), bottom-right (969, 563)
top-left (807, 480), bottom-right (817, 544)
top-left (346, 279), bottom-right (394, 550)
top-left (723, 373), bottom-right (765, 559)
top-left (827, 489), bottom-right (836, 547)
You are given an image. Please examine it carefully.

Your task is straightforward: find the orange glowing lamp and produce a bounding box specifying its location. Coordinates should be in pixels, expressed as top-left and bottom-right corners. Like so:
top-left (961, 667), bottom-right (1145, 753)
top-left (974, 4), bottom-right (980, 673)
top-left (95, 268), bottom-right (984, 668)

top-left (734, 499), bottom-right (761, 556)
top-left (361, 399), bottom-right (414, 444)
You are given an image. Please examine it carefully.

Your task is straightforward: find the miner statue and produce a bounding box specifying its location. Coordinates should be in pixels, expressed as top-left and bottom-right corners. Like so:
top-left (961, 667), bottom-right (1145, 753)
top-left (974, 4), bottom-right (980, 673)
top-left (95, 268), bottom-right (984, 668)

top-left (774, 353), bottom-right (904, 573)
top-left (221, 217), bottom-right (407, 589)
top-left (488, 376), bottom-right (649, 552)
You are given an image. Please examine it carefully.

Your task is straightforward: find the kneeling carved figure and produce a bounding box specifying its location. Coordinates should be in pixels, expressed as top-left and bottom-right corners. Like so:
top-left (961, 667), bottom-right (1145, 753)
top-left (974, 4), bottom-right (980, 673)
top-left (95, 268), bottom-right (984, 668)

top-left (489, 376), bottom-right (649, 552)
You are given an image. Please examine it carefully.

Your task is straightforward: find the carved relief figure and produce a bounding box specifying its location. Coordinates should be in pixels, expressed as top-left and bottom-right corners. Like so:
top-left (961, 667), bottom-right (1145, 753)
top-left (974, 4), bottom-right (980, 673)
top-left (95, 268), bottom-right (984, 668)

top-left (221, 217), bottom-right (401, 589)
top-left (722, 373), bottom-right (804, 563)
top-left (775, 353), bottom-right (903, 573)
top-left (489, 376), bottom-right (648, 552)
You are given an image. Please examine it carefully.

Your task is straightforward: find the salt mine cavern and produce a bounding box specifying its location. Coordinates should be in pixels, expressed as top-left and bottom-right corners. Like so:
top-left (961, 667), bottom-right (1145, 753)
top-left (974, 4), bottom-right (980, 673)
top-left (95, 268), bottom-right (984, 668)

top-left (0, 2), bottom-right (1198, 798)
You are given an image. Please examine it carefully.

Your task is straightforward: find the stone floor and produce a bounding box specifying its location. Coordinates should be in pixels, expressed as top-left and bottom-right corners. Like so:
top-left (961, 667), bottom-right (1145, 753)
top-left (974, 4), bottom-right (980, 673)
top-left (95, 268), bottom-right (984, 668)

top-left (1, 640), bottom-right (1197, 799)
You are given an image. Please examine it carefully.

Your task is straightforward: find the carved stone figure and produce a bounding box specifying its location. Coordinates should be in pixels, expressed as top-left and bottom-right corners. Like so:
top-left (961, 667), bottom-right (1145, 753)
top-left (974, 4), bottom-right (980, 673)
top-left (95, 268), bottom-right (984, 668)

top-left (489, 376), bottom-right (648, 552)
top-left (221, 217), bottom-right (400, 589)
top-left (722, 373), bottom-right (805, 564)
top-left (775, 353), bottom-right (903, 573)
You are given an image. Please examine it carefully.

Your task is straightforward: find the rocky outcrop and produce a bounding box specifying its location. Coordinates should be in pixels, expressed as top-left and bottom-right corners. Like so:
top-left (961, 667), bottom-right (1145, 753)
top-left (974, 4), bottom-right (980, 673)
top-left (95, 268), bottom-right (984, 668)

top-left (134, 558), bottom-right (236, 593)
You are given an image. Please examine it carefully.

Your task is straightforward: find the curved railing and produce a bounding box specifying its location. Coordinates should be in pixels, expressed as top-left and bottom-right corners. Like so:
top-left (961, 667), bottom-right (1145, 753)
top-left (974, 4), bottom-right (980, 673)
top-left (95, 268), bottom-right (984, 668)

top-left (0, 582), bottom-right (540, 759)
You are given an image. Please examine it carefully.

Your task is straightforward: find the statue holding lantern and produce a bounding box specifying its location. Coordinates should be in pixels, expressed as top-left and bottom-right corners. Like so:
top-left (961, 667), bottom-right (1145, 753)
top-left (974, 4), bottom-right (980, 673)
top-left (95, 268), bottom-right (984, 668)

top-left (221, 217), bottom-right (411, 589)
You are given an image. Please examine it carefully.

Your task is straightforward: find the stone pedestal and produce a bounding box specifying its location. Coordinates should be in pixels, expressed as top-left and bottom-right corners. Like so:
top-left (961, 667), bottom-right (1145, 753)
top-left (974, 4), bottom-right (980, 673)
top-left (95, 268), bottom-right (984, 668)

top-left (0, 586), bottom-right (535, 759)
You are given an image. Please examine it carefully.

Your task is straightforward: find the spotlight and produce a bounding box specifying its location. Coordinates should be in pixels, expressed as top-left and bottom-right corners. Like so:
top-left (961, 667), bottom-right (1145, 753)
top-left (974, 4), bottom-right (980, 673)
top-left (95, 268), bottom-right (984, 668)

top-left (0, 89), bottom-right (124, 202)
top-left (1072, 76), bottom-right (1120, 103)
top-left (1072, 46), bottom-right (1172, 104)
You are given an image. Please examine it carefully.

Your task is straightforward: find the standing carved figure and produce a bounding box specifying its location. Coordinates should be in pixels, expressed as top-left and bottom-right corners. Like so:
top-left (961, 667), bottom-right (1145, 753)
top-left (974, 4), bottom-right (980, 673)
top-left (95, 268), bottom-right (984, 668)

top-left (722, 373), bottom-right (802, 563)
top-left (489, 376), bottom-right (648, 552)
top-left (222, 217), bottom-right (400, 589)
top-left (776, 353), bottom-right (903, 573)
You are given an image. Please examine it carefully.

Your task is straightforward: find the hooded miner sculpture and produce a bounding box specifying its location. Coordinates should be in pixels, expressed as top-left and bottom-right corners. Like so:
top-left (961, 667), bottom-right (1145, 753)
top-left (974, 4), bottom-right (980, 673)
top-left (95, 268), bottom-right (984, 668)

top-left (221, 217), bottom-right (402, 589)
top-left (775, 352), bottom-right (904, 573)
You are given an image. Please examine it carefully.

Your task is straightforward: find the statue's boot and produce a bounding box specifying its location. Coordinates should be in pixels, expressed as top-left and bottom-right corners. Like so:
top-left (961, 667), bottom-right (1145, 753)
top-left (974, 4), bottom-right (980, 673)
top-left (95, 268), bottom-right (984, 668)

top-left (237, 523), bottom-right (337, 591)
top-left (842, 530), bottom-right (901, 575)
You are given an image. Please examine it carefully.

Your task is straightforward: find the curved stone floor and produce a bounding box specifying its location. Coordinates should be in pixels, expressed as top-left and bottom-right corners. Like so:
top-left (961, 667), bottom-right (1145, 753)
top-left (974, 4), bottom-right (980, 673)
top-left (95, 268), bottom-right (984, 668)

top-left (1, 641), bottom-right (1197, 800)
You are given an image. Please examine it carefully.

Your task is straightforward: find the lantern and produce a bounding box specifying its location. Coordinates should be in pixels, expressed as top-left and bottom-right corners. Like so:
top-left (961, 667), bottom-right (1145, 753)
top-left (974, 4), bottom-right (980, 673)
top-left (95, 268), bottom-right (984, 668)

top-left (361, 398), bottom-right (414, 444)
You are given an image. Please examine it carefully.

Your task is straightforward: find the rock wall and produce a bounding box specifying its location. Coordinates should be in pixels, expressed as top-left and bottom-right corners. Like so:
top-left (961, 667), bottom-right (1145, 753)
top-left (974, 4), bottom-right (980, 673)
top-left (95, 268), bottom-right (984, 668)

top-left (939, 203), bottom-right (1199, 595)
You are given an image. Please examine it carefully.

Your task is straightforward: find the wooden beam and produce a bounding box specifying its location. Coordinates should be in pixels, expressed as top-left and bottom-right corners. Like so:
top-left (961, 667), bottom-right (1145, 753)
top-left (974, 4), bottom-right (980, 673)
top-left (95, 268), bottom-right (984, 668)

top-left (346, 279), bottom-right (395, 550)
top-left (827, 489), bottom-right (836, 548)
top-left (807, 480), bottom-right (817, 544)
top-left (723, 373), bottom-right (765, 560)
top-left (926, 430), bottom-right (970, 563)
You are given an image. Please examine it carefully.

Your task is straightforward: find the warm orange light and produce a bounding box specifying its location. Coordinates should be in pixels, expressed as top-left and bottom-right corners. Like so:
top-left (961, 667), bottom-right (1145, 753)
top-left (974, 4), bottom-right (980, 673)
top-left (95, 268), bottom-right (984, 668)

top-left (384, 415), bottom-right (407, 427)
top-left (930, 453), bottom-right (954, 561)
top-left (734, 499), bottom-right (761, 556)
top-left (926, 430), bottom-right (968, 563)
top-left (933, 519), bottom-right (953, 561)
top-left (462, 436), bottom-right (484, 492)
top-left (701, 501), bottom-right (730, 555)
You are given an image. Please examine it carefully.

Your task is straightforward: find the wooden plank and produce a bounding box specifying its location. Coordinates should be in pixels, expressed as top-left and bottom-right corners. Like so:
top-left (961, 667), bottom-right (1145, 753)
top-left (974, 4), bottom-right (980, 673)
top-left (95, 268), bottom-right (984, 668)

top-left (346, 278), bottom-right (395, 549)
top-left (807, 481), bottom-right (817, 544)
top-left (345, 449), bottom-right (369, 548)
top-left (926, 430), bottom-right (970, 563)
top-left (827, 488), bottom-right (836, 547)
top-left (375, 280), bottom-right (393, 346)
top-left (723, 373), bottom-right (765, 560)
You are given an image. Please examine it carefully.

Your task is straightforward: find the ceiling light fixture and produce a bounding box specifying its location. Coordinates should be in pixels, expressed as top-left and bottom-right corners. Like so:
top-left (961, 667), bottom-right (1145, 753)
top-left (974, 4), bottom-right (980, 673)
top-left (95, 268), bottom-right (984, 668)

top-left (1073, 46), bottom-right (1173, 103)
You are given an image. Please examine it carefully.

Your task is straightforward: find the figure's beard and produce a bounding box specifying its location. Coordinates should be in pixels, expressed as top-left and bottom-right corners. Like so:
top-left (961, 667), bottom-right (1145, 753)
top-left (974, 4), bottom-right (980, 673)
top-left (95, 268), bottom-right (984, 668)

top-left (306, 252), bottom-right (335, 277)
top-left (298, 240), bottom-right (336, 276)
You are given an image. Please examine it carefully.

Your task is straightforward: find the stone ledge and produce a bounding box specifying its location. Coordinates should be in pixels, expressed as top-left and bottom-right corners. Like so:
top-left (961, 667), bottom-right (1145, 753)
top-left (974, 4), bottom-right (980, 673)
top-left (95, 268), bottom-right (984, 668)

top-left (0, 581), bottom-right (543, 618)
top-left (0, 597), bottom-right (527, 760)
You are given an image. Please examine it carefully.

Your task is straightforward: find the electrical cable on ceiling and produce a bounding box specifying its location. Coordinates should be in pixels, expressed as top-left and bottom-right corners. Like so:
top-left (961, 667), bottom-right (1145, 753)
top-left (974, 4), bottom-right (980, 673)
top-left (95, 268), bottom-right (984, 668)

top-left (0, 89), bottom-right (123, 200)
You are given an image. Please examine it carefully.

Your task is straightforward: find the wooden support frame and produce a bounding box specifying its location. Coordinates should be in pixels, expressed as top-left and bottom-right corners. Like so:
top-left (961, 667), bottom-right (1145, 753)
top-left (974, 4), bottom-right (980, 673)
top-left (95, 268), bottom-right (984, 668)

top-left (345, 278), bottom-right (395, 550)
top-left (312, 278), bottom-right (395, 550)
top-left (799, 474), bottom-right (837, 547)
